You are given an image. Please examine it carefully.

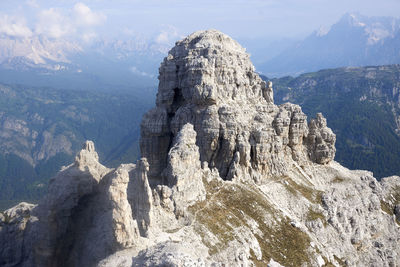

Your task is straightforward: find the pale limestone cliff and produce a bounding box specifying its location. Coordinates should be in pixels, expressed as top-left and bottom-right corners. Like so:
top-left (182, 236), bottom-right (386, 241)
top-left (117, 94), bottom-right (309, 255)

top-left (141, 30), bottom-right (335, 187)
top-left (1, 30), bottom-right (399, 267)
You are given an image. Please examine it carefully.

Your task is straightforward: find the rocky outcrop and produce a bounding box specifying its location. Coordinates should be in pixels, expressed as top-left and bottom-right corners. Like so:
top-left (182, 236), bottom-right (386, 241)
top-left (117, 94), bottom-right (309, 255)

top-left (0, 202), bottom-right (37, 267)
top-left (141, 29), bottom-right (335, 185)
top-left (164, 124), bottom-right (206, 212)
top-left (271, 64), bottom-right (400, 178)
top-left (0, 142), bottom-right (167, 266)
top-left (140, 29), bottom-right (271, 183)
top-left (306, 113), bottom-right (336, 164)
top-left (128, 158), bottom-right (154, 237)
top-left (1, 30), bottom-right (399, 267)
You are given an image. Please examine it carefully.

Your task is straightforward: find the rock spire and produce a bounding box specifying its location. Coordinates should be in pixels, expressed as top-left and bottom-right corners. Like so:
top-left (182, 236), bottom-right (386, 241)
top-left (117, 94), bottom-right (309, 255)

top-left (1, 30), bottom-right (399, 267)
top-left (140, 29), bottom-right (336, 185)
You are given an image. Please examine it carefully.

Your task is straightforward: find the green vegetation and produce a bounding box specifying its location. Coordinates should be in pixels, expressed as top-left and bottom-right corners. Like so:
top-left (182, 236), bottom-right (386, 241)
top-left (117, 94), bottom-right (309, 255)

top-left (332, 176), bottom-right (345, 183)
top-left (191, 181), bottom-right (311, 266)
top-left (380, 185), bottom-right (400, 225)
top-left (282, 177), bottom-right (323, 205)
top-left (306, 207), bottom-right (327, 227)
top-left (306, 208), bottom-right (325, 222)
top-left (0, 154), bottom-right (44, 210)
top-left (267, 64), bottom-right (400, 179)
top-left (380, 201), bottom-right (393, 216)
top-left (333, 255), bottom-right (346, 266)
top-left (0, 83), bottom-right (153, 210)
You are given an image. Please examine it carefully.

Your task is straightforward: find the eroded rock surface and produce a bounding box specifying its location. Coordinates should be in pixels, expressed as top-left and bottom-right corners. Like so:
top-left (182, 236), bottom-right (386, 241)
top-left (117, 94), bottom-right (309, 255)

top-left (1, 30), bottom-right (399, 267)
top-left (140, 29), bottom-right (335, 186)
top-left (306, 113), bottom-right (336, 164)
top-left (0, 202), bottom-right (37, 267)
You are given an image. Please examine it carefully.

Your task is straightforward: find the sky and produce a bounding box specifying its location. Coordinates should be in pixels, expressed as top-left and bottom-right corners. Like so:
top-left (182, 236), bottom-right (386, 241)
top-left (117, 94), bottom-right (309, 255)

top-left (1, 0), bottom-right (400, 44)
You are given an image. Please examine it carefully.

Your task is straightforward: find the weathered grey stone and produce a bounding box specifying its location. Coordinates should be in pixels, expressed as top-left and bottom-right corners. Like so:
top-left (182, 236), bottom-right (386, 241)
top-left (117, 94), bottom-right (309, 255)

top-left (33, 141), bottom-right (110, 266)
top-left (394, 205), bottom-right (400, 221)
top-left (128, 158), bottom-right (154, 237)
top-left (306, 113), bottom-right (336, 164)
top-left (2, 30), bottom-right (400, 267)
top-left (268, 258), bottom-right (284, 267)
top-left (59, 163), bottom-right (140, 267)
top-left (140, 29), bottom-right (335, 186)
top-left (264, 81), bottom-right (274, 103)
top-left (131, 242), bottom-right (208, 267)
top-left (0, 142), bottom-right (166, 266)
top-left (165, 123), bottom-right (206, 215)
top-left (0, 202), bottom-right (37, 267)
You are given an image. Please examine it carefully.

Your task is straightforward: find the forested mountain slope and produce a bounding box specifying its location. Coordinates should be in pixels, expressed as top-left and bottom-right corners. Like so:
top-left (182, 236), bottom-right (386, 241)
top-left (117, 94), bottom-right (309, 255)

top-left (0, 84), bottom-right (152, 210)
top-left (267, 64), bottom-right (400, 178)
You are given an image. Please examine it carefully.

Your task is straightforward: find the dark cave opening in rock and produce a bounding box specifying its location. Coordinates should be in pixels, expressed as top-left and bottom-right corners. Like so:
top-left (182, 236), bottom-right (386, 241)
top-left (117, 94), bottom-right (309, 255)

top-left (250, 143), bottom-right (256, 169)
top-left (171, 87), bottom-right (185, 114)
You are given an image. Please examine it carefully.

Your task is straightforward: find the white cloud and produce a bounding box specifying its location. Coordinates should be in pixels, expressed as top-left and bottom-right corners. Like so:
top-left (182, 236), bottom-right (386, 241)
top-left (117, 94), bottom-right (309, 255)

top-left (25, 0), bottom-right (39, 8)
top-left (0, 15), bottom-right (33, 38)
top-left (122, 27), bottom-right (136, 37)
top-left (33, 3), bottom-right (106, 40)
top-left (155, 26), bottom-right (181, 45)
top-left (81, 31), bottom-right (97, 43)
top-left (73, 3), bottom-right (106, 27)
top-left (35, 8), bottom-right (72, 38)
top-left (156, 31), bottom-right (169, 44)
top-left (130, 66), bottom-right (155, 78)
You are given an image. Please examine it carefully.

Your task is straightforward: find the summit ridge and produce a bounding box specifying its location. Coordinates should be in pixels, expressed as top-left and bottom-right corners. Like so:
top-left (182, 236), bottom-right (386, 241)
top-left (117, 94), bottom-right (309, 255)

top-left (141, 29), bottom-right (335, 185)
top-left (1, 30), bottom-right (400, 267)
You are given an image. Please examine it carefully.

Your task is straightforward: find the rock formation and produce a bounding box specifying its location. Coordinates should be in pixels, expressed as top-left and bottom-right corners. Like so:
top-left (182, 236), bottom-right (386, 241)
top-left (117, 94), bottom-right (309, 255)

top-left (141, 29), bottom-right (335, 185)
top-left (1, 30), bottom-right (400, 267)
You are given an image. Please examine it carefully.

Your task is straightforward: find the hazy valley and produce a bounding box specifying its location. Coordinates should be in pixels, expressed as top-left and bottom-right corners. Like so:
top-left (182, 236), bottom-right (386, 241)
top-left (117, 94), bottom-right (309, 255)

top-left (0, 83), bottom-right (152, 210)
top-left (1, 3), bottom-right (400, 265)
top-left (269, 64), bottom-right (400, 178)
top-left (1, 29), bottom-right (400, 267)
top-left (2, 63), bottom-right (400, 210)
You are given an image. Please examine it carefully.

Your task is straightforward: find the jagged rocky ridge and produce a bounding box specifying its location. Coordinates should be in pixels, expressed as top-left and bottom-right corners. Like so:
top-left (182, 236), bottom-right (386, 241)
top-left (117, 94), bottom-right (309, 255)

top-left (1, 30), bottom-right (400, 267)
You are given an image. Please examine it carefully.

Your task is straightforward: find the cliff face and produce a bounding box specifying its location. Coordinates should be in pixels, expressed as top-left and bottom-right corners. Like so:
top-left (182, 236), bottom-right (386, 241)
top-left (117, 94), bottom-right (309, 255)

top-left (1, 30), bottom-right (400, 267)
top-left (0, 84), bottom-right (148, 211)
top-left (140, 30), bottom-right (335, 185)
top-left (270, 64), bottom-right (400, 179)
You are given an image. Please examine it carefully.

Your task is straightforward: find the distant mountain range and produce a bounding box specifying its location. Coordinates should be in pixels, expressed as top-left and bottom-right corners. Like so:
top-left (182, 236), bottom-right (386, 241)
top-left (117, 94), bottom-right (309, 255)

top-left (1, 64), bottom-right (400, 210)
top-left (259, 13), bottom-right (400, 77)
top-left (2, 13), bottom-right (399, 86)
top-left (0, 83), bottom-right (153, 210)
top-left (1, 13), bottom-right (400, 210)
top-left (0, 36), bottom-right (81, 70)
top-left (265, 64), bottom-right (400, 178)
top-left (0, 35), bottom-right (165, 91)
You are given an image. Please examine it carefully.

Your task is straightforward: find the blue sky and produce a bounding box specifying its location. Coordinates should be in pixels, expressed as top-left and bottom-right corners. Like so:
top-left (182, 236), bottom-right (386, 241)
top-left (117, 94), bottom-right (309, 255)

top-left (1, 0), bottom-right (400, 43)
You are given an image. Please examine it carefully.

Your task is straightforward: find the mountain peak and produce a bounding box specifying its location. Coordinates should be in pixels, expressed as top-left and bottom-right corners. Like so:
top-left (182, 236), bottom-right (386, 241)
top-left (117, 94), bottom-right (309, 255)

top-left (1, 30), bottom-right (400, 267)
top-left (176, 29), bottom-right (245, 52)
top-left (157, 29), bottom-right (268, 108)
top-left (75, 140), bottom-right (99, 164)
top-left (141, 29), bottom-right (335, 184)
top-left (337, 12), bottom-right (367, 27)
